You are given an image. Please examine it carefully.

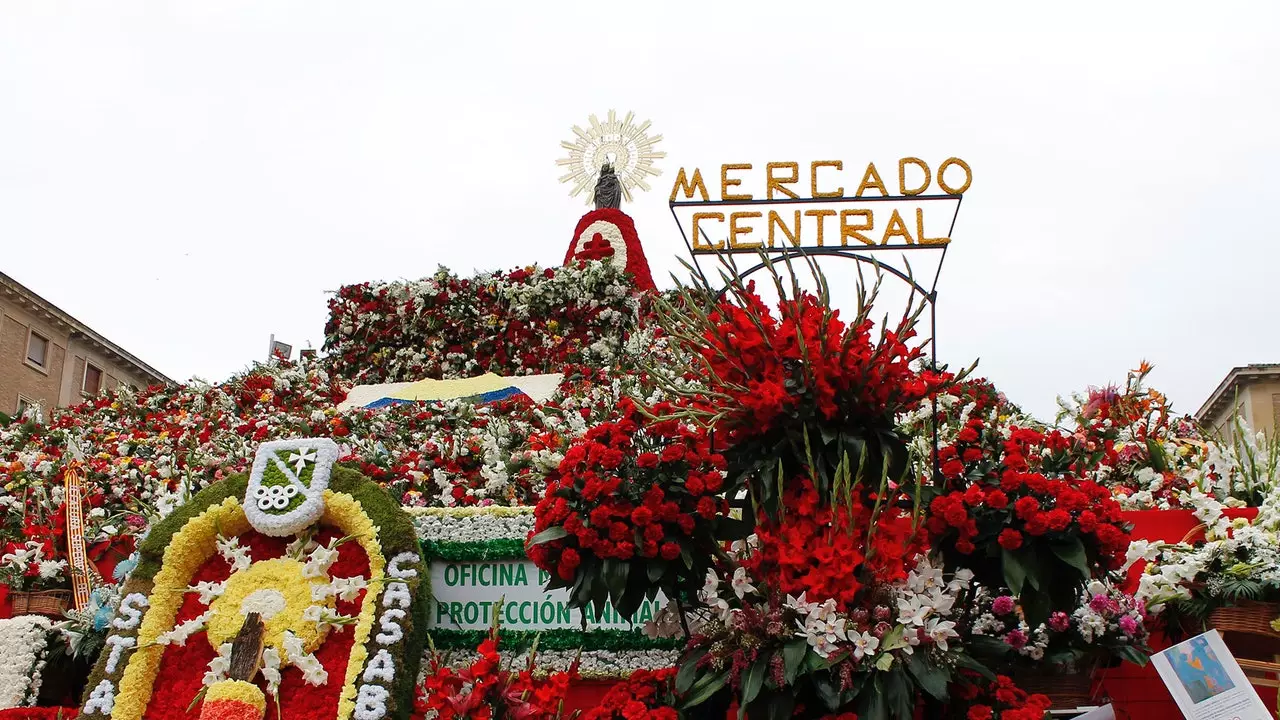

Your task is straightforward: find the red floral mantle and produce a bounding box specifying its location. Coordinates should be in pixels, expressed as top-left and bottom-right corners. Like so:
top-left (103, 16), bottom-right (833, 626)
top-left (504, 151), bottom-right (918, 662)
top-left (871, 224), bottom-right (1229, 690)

top-left (565, 208), bottom-right (655, 291)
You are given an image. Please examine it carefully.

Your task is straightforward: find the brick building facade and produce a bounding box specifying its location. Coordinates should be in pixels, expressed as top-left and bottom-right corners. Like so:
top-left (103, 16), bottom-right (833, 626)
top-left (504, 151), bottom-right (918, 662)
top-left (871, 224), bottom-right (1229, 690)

top-left (1, 271), bottom-right (172, 418)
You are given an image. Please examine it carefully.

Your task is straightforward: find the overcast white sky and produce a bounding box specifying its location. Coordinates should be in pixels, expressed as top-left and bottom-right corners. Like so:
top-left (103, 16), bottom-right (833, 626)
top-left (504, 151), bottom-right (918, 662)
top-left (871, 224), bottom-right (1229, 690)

top-left (2, 2), bottom-right (1278, 420)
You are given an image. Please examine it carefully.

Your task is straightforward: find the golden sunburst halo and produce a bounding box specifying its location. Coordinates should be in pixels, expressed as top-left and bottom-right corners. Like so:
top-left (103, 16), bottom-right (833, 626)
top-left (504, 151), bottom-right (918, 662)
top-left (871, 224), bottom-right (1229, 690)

top-left (556, 110), bottom-right (665, 204)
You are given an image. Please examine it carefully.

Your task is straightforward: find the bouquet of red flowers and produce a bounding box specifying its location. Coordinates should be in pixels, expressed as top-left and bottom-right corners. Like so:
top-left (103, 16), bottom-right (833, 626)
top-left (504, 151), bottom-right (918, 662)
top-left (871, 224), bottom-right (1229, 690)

top-left (646, 263), bottom-right (947, 527)
top-left (412, 628), bottom-right (576, 720)
top-left (578, 668), bottom-right (678, 720)
top-left (528, 399), bottom-right (744, 620)
top-left (948, 675), bottom-right (1051, 720)
top-left (741, 478), bottom-right (927, 612)
top-left (928, 418), bottom-right (1131, 627)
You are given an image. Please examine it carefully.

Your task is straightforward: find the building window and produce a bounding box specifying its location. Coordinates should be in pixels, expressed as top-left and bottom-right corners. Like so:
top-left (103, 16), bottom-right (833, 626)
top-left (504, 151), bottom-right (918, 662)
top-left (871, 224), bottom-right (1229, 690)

top-left (25, 331), bottom-right (49, 368)
top-left (84, 363), bottom-right (103, 395)
top-left (15, 396), bottom-right (41, 423)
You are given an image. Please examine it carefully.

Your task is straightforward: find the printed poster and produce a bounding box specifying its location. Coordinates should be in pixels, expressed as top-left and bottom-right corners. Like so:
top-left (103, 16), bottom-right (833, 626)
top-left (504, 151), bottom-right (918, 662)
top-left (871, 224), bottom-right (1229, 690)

top-left (1151, 630), bottom-right (1273, 720)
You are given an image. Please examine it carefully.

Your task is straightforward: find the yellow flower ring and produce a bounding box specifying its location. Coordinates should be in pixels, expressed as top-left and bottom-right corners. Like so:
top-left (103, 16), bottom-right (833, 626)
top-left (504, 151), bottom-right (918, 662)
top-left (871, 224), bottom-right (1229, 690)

top-left (79, 467), bottom-right (427, 720)
top-left (206, 558), bottom-right (332, 658)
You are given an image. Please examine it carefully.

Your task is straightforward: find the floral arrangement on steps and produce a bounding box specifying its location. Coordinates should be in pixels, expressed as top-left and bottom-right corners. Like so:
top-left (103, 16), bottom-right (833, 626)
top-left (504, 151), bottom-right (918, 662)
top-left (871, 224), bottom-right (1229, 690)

top-left (0, 349), bottom-right (675, 580)
top-left (0, 616), bottom-right (52, 710)
top-left (323, 262), bottom-right (646, 385)
top-left (1133, 479), bottom-right (1280, 639)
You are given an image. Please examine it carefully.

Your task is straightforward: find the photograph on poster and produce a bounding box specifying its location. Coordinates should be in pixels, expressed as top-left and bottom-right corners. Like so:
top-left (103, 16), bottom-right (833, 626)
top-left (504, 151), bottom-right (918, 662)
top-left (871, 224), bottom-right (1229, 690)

top-left (1151, 630), bottom-right (1272, 720)
top-left (1166, 635), bottom-right (1236, 703)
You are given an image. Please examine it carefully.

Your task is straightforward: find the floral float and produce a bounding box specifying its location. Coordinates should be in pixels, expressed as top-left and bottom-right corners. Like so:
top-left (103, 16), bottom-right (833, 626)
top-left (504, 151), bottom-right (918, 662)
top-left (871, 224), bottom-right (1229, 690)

top-left (77, 438), bottom-right (427, 720)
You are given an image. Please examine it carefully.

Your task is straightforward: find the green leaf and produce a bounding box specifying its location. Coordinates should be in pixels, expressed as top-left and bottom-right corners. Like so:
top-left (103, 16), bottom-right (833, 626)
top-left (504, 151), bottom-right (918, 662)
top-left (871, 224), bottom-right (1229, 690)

top-left (647, 560), bottom-right (667, 584)
top-left (955, 654), bottom-right (996, 681)
top-left (906, 652), bottom-right (948, 700)
top-left (1003, 547), bottom-right (1027, 594)
top-left (885, 669), bottom-right (913, 718)
top-left (879, 624), bottom-right (907, 652)
top-left (966, 634), bottom-right (1013, 659)
top-left (607, 560), bottom-right (630, 604)
top-left (615, 566), bottom-right (647, 620)
top-left (782, 639), bottom-right (807, 684)
top-left (679, 669), bottom-right (728, 710)
top-left (813, 676), bottom-right (842, 711)
top-left (1050, 536), bottom-right (1090, 579)
top-left (675, 648), bottom-right (707, 693)
top-left (1115, 645), bottom-right (1150, 667)
top-left (860, 678), bottom-right (887, 720)
top-left (527, 526), bottom-right (568, 546)
top-left (1147, 437), bottom-right (1169, 473)
top-left (875, 652), bottom-right (895, 671)
top-left (742, 655), bottom-right (767, 706)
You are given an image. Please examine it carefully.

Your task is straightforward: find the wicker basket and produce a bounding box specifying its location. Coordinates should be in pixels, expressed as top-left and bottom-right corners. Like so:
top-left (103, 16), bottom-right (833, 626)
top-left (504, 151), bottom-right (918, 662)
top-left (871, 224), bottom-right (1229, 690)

top-left (10, 589), bottom-right (71, 616)
top-left (1013, 667), bottom-right (1097, 710)
top-left (1209, 601), bottom-right (1280, 640)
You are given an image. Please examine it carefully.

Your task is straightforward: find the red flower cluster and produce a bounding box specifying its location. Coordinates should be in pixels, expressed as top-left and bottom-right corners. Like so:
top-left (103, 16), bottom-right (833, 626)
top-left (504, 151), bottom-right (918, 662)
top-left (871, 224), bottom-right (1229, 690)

top-left (692, 287), bottom-right (936, 441)
top-left (0, 710), bottom-right (79, 720)
top-left (742, 478), bottom-right (927, 612)
top-left (323, 263), bottom-right (642, 385)
top-left (953, 675), bottom-right (1051, 720)
top-left (412, 635), bottom-right (574, 720)
top-left (578, 668), bottom-right (678, 720)
top-left (928, 420), bottom-right (1130, 572)
top-left (529, 399), bottom-right (729, 581)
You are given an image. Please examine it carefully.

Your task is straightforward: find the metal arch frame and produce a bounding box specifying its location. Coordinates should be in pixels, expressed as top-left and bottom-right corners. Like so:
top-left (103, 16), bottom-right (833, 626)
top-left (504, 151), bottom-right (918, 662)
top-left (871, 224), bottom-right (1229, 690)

top-left (720, 247), bottom-right (934, 300)
top-left (668, 195), bottom-right (965, 487)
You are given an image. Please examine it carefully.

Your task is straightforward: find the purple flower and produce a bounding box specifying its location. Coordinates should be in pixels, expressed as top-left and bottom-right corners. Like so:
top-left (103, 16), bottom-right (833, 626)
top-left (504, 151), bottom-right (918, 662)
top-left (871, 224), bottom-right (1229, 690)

top-left (1049, 612), bottom-right (1071, 633)
top-left (1004, 629), bottom-right (1028, 649)
top-left (992, 595), bottom-right (1016, 616)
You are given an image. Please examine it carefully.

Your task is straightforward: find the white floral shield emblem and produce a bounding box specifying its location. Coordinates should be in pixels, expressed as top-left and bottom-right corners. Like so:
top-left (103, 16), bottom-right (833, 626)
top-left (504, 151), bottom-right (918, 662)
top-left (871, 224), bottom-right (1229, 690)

top-left (245, 438), bottom-right (339, 536)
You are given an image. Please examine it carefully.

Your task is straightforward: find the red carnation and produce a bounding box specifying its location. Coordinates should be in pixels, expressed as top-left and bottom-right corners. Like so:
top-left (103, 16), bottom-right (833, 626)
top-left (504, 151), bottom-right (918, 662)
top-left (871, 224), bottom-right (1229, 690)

top-left (1046, 509), bottom-right (1072, 531)
top-left (967, 706), bottom-right (993, 720)
top-left (1078, 510), bottom-right (1098, 533)
top-left (636, 452), bottom-right (660, 469)
top-left (1014, 496), bottom-right (1040, 520)
top-left (998, 529), bottom-right (1023, 550)
top-left (630, 506), bottom-right (654, 526)
top-left (660, 542), bottom-right (680, 561)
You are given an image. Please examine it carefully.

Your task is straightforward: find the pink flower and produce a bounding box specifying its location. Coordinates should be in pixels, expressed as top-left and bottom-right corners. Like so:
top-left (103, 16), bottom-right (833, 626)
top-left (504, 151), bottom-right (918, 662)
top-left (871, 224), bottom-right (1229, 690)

top-left (1119, 615), bottom-right (1139, 636)
top-left (1049, 612), bottom-right (1071, 633)
top-left (992, 595), bottom-right (1016, 616)
top-left (1004, 629), bottom-right (1028, 649)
